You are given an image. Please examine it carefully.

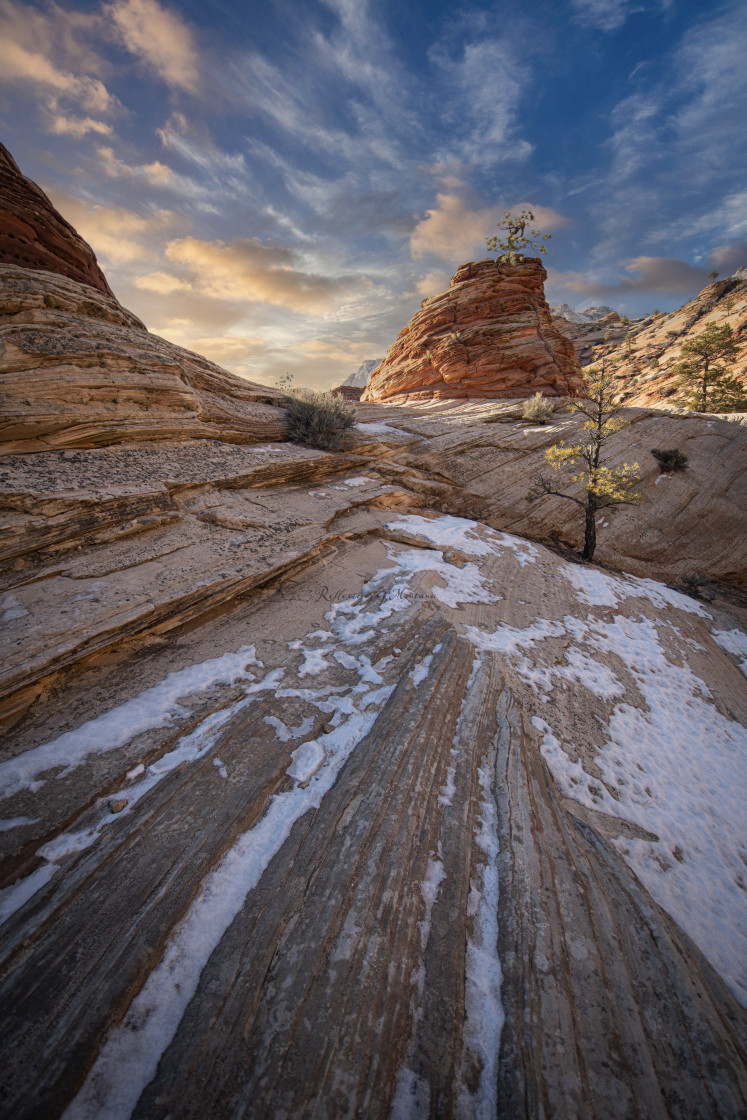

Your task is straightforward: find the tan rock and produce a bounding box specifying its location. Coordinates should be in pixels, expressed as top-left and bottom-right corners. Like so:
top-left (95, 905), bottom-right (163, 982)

top-left (355, 398), bottom-right (747, 588)
top-left (0, 266), bottom-right (290, 453)
top-left (363, 258), bottom-right (583, 404)
top-left (1, 513), bottom-right (745, 1119)
top-left (558, 271), bottom-right (747, 410)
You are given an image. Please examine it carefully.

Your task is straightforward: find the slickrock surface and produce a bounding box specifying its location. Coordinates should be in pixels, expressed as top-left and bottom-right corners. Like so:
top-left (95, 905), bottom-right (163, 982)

top-left (354, 398), bottom-right (747, 587)
top-left (0, 143), bottom-right (114, 298)
top-left (1, 510), bottom-right (745, 1119)
top-left (363, 258), bottom-right (583, 404)
top-left (0, 266), bottom-right (289, 454)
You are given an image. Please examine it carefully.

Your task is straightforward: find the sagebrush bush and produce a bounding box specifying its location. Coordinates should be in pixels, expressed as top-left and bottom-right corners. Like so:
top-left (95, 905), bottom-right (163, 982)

top-left (522, 392), bottom-right (554, 424)
top-left (651, 447), bottom-right (688, 473)
top-left (283, 388), bottom-right (357, 450)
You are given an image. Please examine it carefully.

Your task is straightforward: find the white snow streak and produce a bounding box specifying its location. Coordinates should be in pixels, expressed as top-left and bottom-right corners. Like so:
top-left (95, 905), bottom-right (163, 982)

top-left (62, 686), bottom-right (394, 1120)
top-left (0, 647), bottom-right (262, 801)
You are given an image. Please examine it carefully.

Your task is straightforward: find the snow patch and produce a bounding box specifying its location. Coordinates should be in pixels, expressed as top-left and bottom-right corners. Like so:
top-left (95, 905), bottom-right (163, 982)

top-left (712, 628), bottom-right (747, 676)
top-left (62, 682), bottom-right (395, 1120)
top-left (0, 646), bottom-right (263, 801)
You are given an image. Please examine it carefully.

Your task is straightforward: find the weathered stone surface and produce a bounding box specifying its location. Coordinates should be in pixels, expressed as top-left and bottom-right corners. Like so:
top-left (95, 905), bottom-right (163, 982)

top-left (363, 258), bottom-right (583, 404)
top-left (354, 398), bottom-right (747, 587)
top-left (0, 143), bottom-right (114, 297)
top-left (1, 511), bottom-right (745, 1119)
top-left (0, 266), bottom-right (290, 453)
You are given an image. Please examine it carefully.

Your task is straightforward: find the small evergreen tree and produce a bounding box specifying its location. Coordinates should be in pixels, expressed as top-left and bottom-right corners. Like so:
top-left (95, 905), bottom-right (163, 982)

top-left (486, 209), bottom-right (550, 265)
top-left (527, 367), bottom-right (642, 561)
top-left (673, 323), bottom-right (745, 411)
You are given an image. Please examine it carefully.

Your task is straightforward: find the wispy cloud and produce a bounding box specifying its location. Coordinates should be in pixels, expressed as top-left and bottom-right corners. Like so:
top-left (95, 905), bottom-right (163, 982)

top-left (163, 236), bottom-right (361, 314)
top-left (0, 0), bottom-right (116, 115)
top-left (550, 255), bottom-right (709, 301)
top-left (109, 0), bottom-right (200, 93)
top-left (428, 36), bottom-right (533, 168)
top-left (570, 0), bottom-right (673, 33)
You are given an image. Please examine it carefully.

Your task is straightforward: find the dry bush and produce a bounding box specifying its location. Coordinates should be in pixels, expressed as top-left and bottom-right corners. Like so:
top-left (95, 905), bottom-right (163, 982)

top-left (283, 389), bottom-right (357, 450)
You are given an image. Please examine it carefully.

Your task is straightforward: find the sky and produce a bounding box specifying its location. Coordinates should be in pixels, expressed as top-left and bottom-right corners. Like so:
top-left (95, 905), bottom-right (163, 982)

top-left (1, 0), bottom-right (746, 390)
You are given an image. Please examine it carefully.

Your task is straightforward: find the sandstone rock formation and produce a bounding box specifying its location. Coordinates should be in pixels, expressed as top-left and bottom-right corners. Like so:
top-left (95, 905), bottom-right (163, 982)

top-left (353, 398), bottom-right (747, 588)
top-left (2, 494), bottom-right (746, 1119)
top-left (554, 270), bottom-right (747, 410)
top-left (363, 258), bottom-right (583, 404)
top-left (0, 142), bottom-right (114, 297)
top-left (0, 265), bottom-right (290, 454)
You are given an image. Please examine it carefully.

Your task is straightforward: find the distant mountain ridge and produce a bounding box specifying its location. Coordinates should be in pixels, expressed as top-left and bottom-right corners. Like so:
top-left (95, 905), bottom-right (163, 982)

top-left (343, 358), bottom-right (383, 388)
top-left (550, 302), bottom-right (617, 324)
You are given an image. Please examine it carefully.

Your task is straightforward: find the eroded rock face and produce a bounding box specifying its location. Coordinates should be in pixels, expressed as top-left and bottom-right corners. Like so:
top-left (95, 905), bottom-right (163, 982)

top-left (1, 499), bottom-right (745, 1119)
top-left (555, 272), bottom-right (747, 410)
top-left (0, 265), bottom-right (289, 453)
top-left (363, 258), bottom-right (583, 404)
top-left (0, 143), bottom-right (114, 298)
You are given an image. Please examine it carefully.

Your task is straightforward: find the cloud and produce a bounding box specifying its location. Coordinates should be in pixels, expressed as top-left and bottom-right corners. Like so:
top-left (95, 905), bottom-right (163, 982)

top-left (109, 0), bottom-right (200, 92)
top-left (410, 192), bottom-right (495, 263)
top-left (0, 37), bottom-right (114, 114)
top-left (706, 242), bottom-right (747, 277)
top-left (415, 270), bottom-right (450, 299)
top-left (46, 109), bottom-right (113, 138)
top-left (46, 190), bottom-right (181, 266)
top-left (0, 0), bottom-right (116, 115)
top-left (163, 237), bottom-right (359, 313)
top-left (553, 256), bottom-right (709, 300)
top-left (570, 0), bottom-right (643, 31)
top-left (410, 187), bottom-right (569, 265)
top-left (428, 36), bottom-right (533, 168)
top-left (134, 271), bottom-right (192, 294)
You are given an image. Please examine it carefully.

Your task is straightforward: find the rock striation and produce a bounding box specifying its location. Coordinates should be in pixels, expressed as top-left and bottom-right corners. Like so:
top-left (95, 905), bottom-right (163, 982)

top-left (553, 270), bottom-right (747, 410)
top-left (0, 143), bottom-right (114, 298)
top-left (0, 265), bottom-right (289, 454)
top-left (1, 494), bottom-right (746, 1119)
top-left (363, 258), bottom-right (583, 404)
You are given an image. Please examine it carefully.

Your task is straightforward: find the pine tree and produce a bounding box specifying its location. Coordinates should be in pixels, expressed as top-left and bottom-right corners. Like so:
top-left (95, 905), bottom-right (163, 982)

top-left (486, 209), bottom-right (550, 265)
top-left (673, 323), bottom-right (744, 412)
top-left (527, 367), bottom-right (642, 561)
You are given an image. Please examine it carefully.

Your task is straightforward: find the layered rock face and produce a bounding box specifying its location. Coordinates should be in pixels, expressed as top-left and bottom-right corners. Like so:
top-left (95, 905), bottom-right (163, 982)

top-left (553, 270), bottom-right (747, 410)
top-left (2, 490), bottom-right (746, 1119)
top-left (363, 258), bottom-right (583, 403)
top-left (354, 398), bottom-right (747, 587)
top-left (0, 266), bottom-right (289, 453)
top-left (0, 145), bottom-right (288, 454)
top-left (0, 143), bottom-right (114, 297)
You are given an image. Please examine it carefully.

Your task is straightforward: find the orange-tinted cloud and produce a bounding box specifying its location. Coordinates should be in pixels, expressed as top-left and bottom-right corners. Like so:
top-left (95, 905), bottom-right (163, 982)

top-left (164, 236), bottom-right (358, 313)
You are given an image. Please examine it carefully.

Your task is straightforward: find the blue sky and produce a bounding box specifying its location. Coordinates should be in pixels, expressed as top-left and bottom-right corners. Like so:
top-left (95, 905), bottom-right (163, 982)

top-left (1, 0), bottom-right (745, 388)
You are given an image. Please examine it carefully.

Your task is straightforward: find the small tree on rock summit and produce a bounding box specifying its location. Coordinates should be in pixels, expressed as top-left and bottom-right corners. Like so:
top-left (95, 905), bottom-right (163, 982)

top-left (527, 366), bottom-right (642, 561)
top-left (486, 209), bottom-right (550, 265)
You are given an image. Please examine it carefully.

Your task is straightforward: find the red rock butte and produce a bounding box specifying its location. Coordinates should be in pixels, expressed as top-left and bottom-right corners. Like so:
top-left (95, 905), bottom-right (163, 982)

top-left (363, 257), bottom-right (583, 404)
top-left (0, 141), bottom-right (114, 297)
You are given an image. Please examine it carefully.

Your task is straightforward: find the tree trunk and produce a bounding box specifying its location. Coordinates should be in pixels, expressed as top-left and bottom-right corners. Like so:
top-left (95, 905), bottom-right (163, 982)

top-left (582, 500), bottom-right (597, 561)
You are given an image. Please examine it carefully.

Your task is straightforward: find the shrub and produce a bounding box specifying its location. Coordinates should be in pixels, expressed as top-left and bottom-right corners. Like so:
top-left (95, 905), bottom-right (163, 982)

top-left (283, 388), bottom-right (357, 450)
top-left (651, 447), bottom-right (688, 473)
top-left (522, 392), bottom-right (555, 424)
